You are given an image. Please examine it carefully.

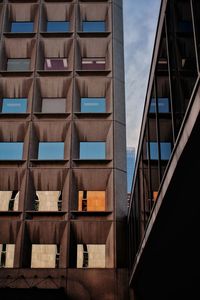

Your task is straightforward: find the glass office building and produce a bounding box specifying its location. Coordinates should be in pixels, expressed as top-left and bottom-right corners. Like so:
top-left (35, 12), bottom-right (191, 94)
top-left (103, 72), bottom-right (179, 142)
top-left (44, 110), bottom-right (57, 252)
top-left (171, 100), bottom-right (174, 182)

top-left (128, 0), bottom-right (200, 299)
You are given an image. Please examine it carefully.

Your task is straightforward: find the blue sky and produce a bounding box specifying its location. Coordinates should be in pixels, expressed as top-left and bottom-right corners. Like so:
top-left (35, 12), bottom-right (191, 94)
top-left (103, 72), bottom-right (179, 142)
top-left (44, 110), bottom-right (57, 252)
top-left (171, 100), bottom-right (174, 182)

top-left (123, 0), bottom-right (161, 150)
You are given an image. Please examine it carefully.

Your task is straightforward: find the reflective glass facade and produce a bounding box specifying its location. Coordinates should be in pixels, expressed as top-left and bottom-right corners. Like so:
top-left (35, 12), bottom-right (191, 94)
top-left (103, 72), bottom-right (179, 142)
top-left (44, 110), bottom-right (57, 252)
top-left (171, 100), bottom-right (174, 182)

top-left (0, 142), bottom-right (23, 160)
top-left (7, 59), bottom-right (30, 71)
top-left (46, 21), bottom-right (70, 32)
top-left (79, 142), bottom-right (106, 159)
top-left (1, 98), bottom-right (27, 113)
top-left (81, 97), bottom-right (106, 113)
top-left (82, 21), bottom-right (106, 32)
top-left (148, 142), bottom-right (172, 160)
top-left (11, 22), bottom-right (34, 33)
top-left (149, 98), bottom-right (170, 113)
top-left (38, 142), bottom-right (64, 160)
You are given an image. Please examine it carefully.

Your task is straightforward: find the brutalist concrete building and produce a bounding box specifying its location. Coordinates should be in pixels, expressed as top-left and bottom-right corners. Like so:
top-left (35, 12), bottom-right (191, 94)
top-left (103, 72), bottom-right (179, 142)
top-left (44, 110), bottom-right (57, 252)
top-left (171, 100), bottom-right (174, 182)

top-left (128, 0), bottom-right (200, 299)
top-left (0, 0), bottom-right (128, 299)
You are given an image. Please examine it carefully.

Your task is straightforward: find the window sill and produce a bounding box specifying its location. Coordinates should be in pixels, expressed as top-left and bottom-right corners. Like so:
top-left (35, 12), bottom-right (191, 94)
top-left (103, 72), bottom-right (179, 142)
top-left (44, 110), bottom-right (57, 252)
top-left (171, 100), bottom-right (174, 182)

top-left (0, 211), bottom-right (22, 215)
top-left (4, 32), bottom-right (36, 38)
top-left (74, 112), bottom-right (111, 118)
top-left (30, 159), bottom-right (68, 162)
top-left (37, 70), bottom-right (72, 76)
top-left (0, 71), bottom-right (33, 76)
top-left (76, 70), bottom-right (111, 76)
top-left (0, 159), bottom-right (26, 163)
top-left (73, 159), bottom-right (112, 163)
top-left (0, 113), bottom-right (30, 118)
top-left (25, 211), bottom-right (67, 220)
top-left (25, 210), bottom-right (66, 215)
top-left (71, 211), bottom-right (112, 215)
top-left (77, 31), bottom-right (111, 37)
top-left (33, 112), bottom-right (70, 118)
top-left (40, 31), bottom-right (73, 38)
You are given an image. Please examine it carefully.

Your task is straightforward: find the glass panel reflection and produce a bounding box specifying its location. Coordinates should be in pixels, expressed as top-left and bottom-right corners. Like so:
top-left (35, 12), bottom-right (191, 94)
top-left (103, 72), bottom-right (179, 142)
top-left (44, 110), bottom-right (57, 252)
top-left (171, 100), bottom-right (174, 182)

top-left (46, 21), bottom-right (70, 32)
top-left (82, 21), bottom-right (106, 32)
top-left (38, 142), bottom-right (64, 160)
top-left (1, 98), bottom-right (27, 113)
top-left (0, 142), bottom-right (23, 160)
top-left (11, 22), bottom-right (34, 33)
top-left (81, 97), bottom-right (106, 113)
top-left (149, 98), bottom-right (170, 113)
top-left (7, 59), bottom-right (30, 71)
top-left (148, 142), bottom-right (171, 160)
top-left (79, 142), bottom-right (106, 159)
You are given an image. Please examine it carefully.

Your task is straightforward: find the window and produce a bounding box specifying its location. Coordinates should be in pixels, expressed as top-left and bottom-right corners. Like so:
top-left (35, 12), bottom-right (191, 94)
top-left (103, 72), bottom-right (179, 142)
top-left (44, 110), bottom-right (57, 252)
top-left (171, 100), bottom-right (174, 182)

top-left (77, 244), bottom-right (105, 268)
top-left (11, 22), bottom-right (34, 33)
top-left (7, 59), bottom-right (30, 71)
top-left (46, 21), bottom-right (70, 32)
top-left (1, 98), bottom-right (27, 113)
top-left (78, 191), bottom-right (105, 211)
top-left (44, 58), bottom-right (68, 71)
top-left (81, 97), bottom-right (106, 113)
top-left (41, 98), bottom-right (66, 113)
top-left (153, 191), bottom-right (158, 201)
top-left (178, 20), bottom-right (193, 33)
top-left (0, 142), bottom-right (23, 160)
top-left (79, 142), bottom-right (106, 159)
top-left (0, 244), bottom-right (15, 268)
top-left (160, 142), bottom-right (172, 160)
top-left (157, 58), bottom-right (168, 70)
top-left (148, 142), bottom-right (172, 160)
top-left (38, 142), bottom-right (64, 160)
top-left (149, 98), bottom-right (170, 113)
top-left (82, 21), bottom-right (106, 32)
top-left (81, 58), bottom-right (106, 70)
top-left (0, 191), bottom-right (19, 211)
top-left (31, 244), bottom-right (58, 268)
top-left (34, 191), bottom-right (62, 211)
top-left (55, 245), bottom-right (60, 268)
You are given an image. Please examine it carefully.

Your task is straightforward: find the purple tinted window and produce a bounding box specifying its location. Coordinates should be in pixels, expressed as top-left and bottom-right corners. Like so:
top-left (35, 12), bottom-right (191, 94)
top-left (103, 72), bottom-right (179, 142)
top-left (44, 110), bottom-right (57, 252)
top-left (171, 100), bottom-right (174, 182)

top-left (44, 58), bottom-right (68, 71)
top-left (81, 58), bottom-right (106, 70)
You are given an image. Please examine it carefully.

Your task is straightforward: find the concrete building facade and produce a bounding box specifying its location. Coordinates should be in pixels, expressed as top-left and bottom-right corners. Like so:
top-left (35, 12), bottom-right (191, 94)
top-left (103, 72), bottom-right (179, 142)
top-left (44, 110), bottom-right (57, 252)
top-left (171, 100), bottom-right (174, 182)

top-left (0, 0), bottom-right (128, 299)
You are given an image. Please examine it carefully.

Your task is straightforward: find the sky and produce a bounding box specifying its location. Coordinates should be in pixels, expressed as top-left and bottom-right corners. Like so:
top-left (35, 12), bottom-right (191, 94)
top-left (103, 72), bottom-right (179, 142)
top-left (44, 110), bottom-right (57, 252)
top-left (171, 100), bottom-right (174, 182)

top-left (123, 0), bottom-right (161, 152)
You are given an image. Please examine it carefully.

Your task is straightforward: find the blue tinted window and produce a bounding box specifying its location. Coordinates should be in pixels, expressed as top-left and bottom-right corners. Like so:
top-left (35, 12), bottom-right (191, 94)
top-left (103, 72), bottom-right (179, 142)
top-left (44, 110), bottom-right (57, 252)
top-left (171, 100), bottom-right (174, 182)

top-left (178, 21), bottom-right (193, 33)
top-left (2, 98), bottom-right (27, 113)
top-left (148, 142), bottom-right (171, 160)
top-left (7, 59), bottom-right (30, 71)
top-left (149, 98), bottom-right (170, 113)
top-left (80, 142), bottom-right (106, 159)
top-left (11, 22), bottom-right (34, 33)
top-left (126, 148), bottom-right (135, 193)
top-left (0, 142), bottom-right (23, 160)
top-left (38, 142), bottom-right (64, 160)
top-left (81, 98), bottom-right (106, 113)
top-left (160, 142), bottom-right (171, 160)
top-left (82, 21), bottom-right (106, 32)
top-left (148, 142), bottom-right (159, 160)
top-left (46, 21), bottom-right (70, 32)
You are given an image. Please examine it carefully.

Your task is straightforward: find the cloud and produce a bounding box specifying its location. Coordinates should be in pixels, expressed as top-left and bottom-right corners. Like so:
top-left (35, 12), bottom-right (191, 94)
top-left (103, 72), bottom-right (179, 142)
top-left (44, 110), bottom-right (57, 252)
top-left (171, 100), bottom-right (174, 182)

top-left (124, 0), bottom-right (161, 151)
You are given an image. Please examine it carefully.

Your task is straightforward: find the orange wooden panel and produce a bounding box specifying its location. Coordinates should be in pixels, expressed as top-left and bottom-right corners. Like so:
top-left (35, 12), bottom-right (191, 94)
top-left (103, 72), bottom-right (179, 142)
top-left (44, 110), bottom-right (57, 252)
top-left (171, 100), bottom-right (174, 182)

top-left (78, 191), bottom-right (106, 211)
top-left (153, 191), bottom-right (158, 201)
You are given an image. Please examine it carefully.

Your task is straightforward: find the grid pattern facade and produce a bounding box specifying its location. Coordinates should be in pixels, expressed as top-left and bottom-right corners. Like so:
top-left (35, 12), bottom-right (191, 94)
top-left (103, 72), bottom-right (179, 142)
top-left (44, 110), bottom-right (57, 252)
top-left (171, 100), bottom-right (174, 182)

top-left (128, 0), bottom-right (200, 295)
top-left (0, 0), bottom-right (127, 298)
